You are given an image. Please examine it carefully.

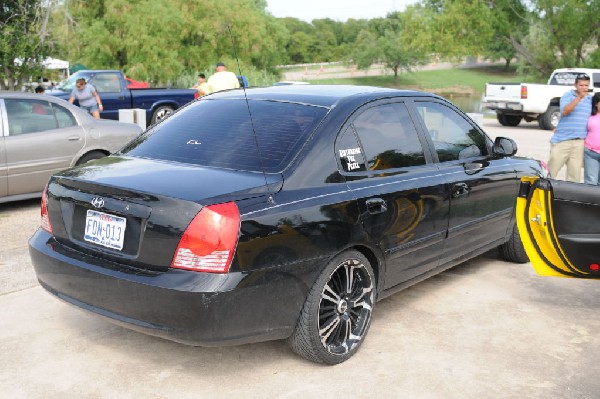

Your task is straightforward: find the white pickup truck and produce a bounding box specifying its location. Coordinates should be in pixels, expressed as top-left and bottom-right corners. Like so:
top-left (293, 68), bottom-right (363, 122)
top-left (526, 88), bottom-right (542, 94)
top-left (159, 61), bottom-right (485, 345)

top-left (482, 68), bottom-right (600, 130)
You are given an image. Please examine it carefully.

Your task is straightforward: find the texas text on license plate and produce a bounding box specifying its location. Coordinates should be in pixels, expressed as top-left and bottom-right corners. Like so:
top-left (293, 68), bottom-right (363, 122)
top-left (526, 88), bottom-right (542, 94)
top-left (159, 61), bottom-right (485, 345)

top-left (84, 209), bottom-right (127, 250)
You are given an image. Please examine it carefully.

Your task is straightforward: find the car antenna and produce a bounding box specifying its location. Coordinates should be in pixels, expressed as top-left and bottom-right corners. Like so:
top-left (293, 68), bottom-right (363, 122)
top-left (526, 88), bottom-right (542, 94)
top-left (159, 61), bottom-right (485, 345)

top-left (226, 24), bottom-right (274, 205)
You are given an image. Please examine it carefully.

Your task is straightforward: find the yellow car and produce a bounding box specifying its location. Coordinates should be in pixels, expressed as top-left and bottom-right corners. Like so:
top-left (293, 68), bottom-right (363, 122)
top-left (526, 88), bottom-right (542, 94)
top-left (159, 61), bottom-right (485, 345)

top-left (517, 176), bottom-right (600, 279)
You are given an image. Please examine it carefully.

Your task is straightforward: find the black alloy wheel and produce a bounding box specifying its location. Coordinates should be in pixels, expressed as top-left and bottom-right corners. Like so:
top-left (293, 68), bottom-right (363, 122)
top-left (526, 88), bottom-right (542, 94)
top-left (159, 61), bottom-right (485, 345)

top-left (289, 250), bottom-right (375, 364)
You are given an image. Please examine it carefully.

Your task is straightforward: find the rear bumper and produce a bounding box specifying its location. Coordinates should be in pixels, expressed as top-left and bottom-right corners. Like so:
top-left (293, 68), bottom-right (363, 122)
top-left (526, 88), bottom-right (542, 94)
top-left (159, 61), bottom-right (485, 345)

top-left (482, 101), bottom-right (524, 112)
top-left (29, 229), bottom-right (307, 346)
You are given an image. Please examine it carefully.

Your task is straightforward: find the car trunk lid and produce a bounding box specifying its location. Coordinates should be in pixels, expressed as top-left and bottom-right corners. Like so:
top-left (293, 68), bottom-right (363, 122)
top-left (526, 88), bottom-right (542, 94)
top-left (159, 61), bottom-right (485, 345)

top-left (45, 156), bottom-right (279, 272)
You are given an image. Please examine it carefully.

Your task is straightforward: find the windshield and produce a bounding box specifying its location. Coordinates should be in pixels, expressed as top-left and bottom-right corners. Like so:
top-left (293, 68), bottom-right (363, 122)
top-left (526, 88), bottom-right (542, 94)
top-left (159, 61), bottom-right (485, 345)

top-left (121, 99), bottom-right (328, 173)
top-left (55, 71), bottom-right (95, 91)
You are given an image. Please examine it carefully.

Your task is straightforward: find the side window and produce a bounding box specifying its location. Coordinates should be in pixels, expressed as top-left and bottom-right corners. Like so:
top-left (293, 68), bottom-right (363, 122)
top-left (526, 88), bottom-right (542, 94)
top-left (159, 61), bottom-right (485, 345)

top-left (336, 126), bottom-right (366, 172)
top-left (593, 73), bottom-right (600, 89)
top-left (52, 104), bottom-right (77, 128)
top-left (92, 73), bottom-right (122, 93)
top-left (414, 101), bottom-right (488, 162)
top-left (5, 99), bottom-right (58, 135)
top-left (353, 103), bottom-right (425, 171)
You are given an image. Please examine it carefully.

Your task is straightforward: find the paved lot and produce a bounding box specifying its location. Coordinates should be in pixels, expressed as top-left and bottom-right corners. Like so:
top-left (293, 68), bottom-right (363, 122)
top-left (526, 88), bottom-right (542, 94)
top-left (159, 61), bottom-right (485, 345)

top-left (1, 119), bottom-right (597, 398)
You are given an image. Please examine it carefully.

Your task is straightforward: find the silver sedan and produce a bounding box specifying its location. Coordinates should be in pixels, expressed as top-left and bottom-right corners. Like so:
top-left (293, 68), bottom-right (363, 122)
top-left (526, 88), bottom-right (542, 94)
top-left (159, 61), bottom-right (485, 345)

top-left (0, 92), bottom-right (143, 203)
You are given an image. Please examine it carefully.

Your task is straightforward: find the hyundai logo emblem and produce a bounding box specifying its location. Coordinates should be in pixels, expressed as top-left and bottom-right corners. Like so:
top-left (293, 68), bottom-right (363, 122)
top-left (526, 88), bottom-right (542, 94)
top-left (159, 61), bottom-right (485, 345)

top-left (91, 197), bottom-right (105, 208)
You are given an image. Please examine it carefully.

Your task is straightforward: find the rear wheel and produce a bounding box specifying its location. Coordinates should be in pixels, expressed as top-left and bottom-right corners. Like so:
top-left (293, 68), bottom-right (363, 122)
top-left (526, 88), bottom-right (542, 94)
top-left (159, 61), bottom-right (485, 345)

top-left (497, 113), bottom-right (522, 127)
top-left (499, 222), bottom-right (529, 263)
top-left (76, 151), bottom-right (106, 166)
top-left (151, 105), bottom-right (175, 125)
top-left (289, 250), bottom-right (376, 365)
top-left (539, 106), bottom-right (560, 131)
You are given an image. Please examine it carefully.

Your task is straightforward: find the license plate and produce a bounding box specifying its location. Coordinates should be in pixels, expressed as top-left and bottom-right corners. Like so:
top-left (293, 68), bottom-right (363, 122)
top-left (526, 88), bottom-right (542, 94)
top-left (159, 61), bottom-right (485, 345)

top-left (84, 210), bottom-right (127, 250)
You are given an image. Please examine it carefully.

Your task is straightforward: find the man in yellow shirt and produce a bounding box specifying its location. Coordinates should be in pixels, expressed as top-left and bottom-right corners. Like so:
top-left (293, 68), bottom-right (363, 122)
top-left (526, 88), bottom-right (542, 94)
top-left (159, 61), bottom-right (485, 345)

top-left (207, 62), bottom-right (240, 93)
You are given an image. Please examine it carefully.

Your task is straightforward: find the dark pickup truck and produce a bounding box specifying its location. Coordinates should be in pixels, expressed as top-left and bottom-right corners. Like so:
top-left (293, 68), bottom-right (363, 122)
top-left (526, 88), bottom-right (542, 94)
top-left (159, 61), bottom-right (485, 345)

top-left (48, 70), bottom-right (196, 126)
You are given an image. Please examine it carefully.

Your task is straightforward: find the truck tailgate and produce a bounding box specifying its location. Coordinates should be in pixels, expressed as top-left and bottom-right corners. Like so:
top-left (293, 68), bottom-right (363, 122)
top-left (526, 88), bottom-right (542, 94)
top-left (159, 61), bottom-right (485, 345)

top-left (485, 82), bottom-right (521, 101)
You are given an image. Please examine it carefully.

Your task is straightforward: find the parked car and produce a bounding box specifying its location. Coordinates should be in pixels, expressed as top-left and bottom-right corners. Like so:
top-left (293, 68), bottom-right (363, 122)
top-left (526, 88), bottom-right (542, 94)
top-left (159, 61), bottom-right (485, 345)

top-left (48, 70), bottom-right (196, 125)
top-left (482, 68), bottom-right (600, 130)
top-left (29, 85), bottom-right (546, 364)
top-left (0, 92), bottom-right (143, 204)
top-left (516, 176), bottom-right (600, 280)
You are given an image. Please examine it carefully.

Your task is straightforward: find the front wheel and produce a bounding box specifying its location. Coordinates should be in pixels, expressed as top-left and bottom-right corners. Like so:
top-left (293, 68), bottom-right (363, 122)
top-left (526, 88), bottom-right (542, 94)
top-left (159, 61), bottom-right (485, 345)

top-left (288, 250), bottom-right (376, 365)
top-left (151, 105), bottom-right (175, 125)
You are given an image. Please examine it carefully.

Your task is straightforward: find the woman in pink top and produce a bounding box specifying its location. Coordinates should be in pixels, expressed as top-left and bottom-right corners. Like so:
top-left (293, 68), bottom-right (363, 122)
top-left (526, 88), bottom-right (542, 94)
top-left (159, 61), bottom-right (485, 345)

top-left (584, 93), bottom-right (600, 185)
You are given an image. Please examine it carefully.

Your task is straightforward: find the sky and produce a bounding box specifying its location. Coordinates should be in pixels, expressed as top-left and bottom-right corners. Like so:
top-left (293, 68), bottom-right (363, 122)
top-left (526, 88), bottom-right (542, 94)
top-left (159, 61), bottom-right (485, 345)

top-left (266, 0), bottom-right (418, 22)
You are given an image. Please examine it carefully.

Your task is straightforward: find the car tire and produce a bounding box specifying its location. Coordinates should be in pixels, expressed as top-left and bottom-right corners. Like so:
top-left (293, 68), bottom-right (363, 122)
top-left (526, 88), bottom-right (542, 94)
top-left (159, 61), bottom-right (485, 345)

top-left (151, 105), bottom-right (175, 125)
top-left (288, 250), bottom-right (376, 365)
top-left (76, 151), bottom-right (106, 166)
top-left (499, 222), bottom-right (529, 264)
top-left (540, 106), bottom-right (560, 131)
top-left (497, 114), bottom-right (522, 127)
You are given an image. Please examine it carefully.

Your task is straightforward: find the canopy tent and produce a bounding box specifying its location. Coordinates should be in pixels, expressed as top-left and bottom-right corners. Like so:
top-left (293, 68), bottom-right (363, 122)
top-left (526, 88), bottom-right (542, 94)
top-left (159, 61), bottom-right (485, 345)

top-left (42, 57), bottom-right (69, 70)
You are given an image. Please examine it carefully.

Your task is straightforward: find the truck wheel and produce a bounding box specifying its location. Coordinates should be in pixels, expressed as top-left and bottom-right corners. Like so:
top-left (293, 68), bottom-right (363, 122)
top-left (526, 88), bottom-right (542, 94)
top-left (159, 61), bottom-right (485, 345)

top-left (497, 114), bottom-right (522, 127)
top-left (151, 105), bottom-right (175, 125)
top-left (288, 250), bottom-right (375, 364)
top-left (540, 106), bottom-right (560, 131)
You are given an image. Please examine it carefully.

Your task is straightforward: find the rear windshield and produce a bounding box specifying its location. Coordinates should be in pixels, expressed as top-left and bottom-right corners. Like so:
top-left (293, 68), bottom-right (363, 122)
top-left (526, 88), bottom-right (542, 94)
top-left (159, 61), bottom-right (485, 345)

top-left (548, 72), bottom-right (582, 86)
top-left (122, 99), bottom-right (328, 172)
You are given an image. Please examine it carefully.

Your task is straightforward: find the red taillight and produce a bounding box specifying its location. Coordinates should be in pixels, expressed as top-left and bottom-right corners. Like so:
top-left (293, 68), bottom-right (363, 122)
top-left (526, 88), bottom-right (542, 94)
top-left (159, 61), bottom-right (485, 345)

top-left (40, 185), bottom-right (52, 234)
top-left (520, 85), bottom-right (528, 99)
top-left (171, 202), bottom-right (240, 273)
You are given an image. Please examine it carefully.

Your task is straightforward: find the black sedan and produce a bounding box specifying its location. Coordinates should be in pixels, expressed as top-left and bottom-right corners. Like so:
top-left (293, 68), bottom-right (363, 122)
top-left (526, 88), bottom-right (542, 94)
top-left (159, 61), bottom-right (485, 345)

top-left (29, 85), bottom-right (546, 364)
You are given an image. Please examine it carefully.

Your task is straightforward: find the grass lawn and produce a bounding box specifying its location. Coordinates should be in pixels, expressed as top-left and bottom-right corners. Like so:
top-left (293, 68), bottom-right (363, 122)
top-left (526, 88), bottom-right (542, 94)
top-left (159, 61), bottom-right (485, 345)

top-left (309, 65), bottom-right (539, 96)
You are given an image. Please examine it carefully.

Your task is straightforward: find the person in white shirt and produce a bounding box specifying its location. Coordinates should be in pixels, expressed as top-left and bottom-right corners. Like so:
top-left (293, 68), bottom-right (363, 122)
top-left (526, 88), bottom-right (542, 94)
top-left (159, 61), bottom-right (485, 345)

top-left (207, 62), bottom-right (240, 93)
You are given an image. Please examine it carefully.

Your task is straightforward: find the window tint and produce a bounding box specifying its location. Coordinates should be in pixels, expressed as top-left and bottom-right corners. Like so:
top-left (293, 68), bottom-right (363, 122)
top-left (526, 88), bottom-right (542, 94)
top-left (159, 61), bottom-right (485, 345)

top-left (414, 102), bottom-right (488, 162)
top-left (593, 73), bottom-right (600, 89)
top-left (5, 99), bottom-right (58, 135)
top-left (123, 99), bottom-right (327, 172)
top-left (352, 103), bottom-right (425, 171)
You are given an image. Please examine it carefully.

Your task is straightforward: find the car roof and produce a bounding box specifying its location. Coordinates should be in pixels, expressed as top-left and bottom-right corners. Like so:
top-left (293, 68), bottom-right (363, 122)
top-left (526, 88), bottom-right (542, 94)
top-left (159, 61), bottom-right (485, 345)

top-left (1, 91), bottom-right (66, 100)
top-left (205, 85), bottom-right (437, 108)
top-left (0, 91), bottom-right (94, 120)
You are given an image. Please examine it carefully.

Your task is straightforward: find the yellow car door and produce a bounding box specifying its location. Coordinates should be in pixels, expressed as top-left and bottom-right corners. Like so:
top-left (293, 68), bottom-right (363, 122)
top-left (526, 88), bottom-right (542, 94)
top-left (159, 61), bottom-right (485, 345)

top-left (517, 176), bottom-right (600, 279)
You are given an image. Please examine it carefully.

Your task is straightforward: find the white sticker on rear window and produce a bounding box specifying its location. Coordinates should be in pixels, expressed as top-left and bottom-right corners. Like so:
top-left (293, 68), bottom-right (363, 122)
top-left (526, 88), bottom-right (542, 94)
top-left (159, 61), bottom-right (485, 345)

top-left (339, 147), bottom-right (362, 171)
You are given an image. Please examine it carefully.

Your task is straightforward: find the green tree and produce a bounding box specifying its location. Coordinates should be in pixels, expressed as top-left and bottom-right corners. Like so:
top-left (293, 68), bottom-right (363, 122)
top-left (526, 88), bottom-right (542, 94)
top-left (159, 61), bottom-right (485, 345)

top-left (48, 0), bottom-right (287, 84)
top-left (421, 0), bottom-right (495, 60)
top-left (352, 13), bottom-right (429, 80)
top-left (512, 0), bottom-right (600, 76)
top-left (483, 0), bottom-right (530, 70)
top-left (0, 0), bottom-right (51, 90)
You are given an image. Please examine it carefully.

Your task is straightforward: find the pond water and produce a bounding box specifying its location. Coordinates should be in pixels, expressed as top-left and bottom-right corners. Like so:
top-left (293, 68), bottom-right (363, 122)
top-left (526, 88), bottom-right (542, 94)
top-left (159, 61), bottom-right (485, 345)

top-left (440, 93), bottom-right (485, 114)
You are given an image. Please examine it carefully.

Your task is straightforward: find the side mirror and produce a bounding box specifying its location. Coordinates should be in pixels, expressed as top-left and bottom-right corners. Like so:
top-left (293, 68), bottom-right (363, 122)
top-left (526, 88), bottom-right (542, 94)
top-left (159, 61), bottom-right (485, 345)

top-left (493, 137), bottom-right (517, 156)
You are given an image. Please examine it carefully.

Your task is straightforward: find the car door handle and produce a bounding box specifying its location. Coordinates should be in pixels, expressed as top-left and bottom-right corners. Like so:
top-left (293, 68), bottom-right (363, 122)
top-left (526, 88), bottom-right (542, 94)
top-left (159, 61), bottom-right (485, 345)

top-left (464, 162), bottom-right (484, 175)
top-left (452, 182), bottom-right (471, 198)
top-left (366, 198), bottom-right (388, 214)
top-left (67, 135), bottom-right (81, 141)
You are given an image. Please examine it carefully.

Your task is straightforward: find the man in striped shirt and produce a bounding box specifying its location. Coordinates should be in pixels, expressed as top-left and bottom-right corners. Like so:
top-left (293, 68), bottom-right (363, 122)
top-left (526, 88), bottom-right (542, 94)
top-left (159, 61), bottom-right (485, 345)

top-left (548, 74), bottom-right (592, 182)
